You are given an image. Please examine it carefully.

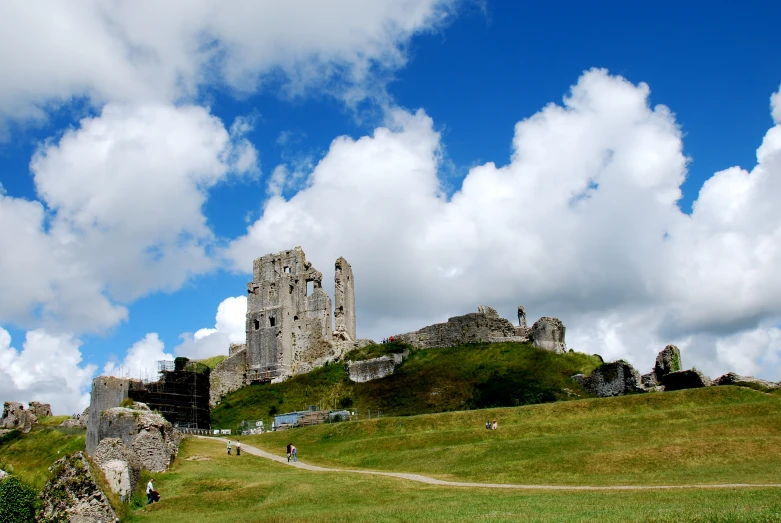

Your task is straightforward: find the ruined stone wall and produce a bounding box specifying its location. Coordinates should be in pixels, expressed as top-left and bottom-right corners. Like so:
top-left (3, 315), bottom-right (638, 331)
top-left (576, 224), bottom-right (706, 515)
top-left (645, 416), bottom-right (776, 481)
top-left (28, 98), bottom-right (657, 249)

top-left (86, 376), bottom-right (144, 454)
top-left (245, 247), bottom-right (337, 381)
top-left (334, 257), bottom-right (356, 340)
top-left (209, 347), bottom-right (247, 407)
top-left (246, 248), bottom-right (329, 377)
top-left (395, 307), bottom-right (521, 349)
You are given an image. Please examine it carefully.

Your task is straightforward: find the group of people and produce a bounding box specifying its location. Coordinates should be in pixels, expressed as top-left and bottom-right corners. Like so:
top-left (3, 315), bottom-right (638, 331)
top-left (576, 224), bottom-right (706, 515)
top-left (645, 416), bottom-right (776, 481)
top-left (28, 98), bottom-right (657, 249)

top-left (286, 442), bottom-right (297, 462)
top-left (485, 419), bottom-right (498, 430)
top-left (227, 439), bottom-right (242, 456)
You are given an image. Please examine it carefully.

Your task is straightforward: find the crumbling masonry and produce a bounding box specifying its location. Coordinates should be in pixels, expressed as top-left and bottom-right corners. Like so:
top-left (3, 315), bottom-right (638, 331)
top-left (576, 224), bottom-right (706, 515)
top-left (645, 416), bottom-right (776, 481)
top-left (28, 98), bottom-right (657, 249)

top-left (245, 247), bottom-right (360, 383)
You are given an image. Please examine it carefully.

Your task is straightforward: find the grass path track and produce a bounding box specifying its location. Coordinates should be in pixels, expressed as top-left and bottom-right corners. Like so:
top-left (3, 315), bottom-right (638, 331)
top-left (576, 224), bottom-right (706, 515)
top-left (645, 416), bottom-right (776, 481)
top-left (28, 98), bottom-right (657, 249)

top-left (195, 435), bottom-right (781, 491)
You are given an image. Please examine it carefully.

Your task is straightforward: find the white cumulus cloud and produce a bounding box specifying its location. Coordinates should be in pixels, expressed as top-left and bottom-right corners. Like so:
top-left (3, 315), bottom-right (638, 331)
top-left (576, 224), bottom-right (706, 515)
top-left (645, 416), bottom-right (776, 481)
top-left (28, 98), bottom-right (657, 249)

top-left (0, 326), bottom-right (95, 414)
top-left (227, 68), bottom-right (781, 381)
top-left (175, 296), bottom-right (247, 359)
top-left (1, 103), bottom-right (256, 333)
top-left (0, 0), bottom-right (455, 123)
top-left (103, 333), bottom-right (175, 382)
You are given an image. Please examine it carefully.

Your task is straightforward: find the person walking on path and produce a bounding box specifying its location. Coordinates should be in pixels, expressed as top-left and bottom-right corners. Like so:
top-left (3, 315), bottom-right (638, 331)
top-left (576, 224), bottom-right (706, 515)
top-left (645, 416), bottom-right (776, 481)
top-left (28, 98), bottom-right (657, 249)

top-left (236, 440), bottom-right (241, 456)
top-left (291, 444), bottom-right (297, 462)
top-left (227, 440), bottom-right (232, 455)
top-left (146, 478), bottom-right (155, 505)
top-left (286, 442), bottom-right (292, 462)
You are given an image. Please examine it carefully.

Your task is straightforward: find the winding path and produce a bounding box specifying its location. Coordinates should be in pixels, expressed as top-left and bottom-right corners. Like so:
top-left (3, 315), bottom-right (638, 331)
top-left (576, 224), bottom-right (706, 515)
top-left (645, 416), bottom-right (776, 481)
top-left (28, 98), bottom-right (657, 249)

top-left (195, 436), bottom-right (781, 491)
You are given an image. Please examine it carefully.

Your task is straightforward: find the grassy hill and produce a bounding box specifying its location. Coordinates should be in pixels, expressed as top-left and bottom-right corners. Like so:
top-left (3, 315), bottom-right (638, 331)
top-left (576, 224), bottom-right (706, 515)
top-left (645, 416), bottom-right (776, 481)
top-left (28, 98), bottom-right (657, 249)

top-left (212, 342), bottom-right (603, 430)
top-left (241, 385), bottom-right (781, 487)
top-left (0, 419), bottom-right (85, 490)
top-left (131, 386), bottom-right (781, 522)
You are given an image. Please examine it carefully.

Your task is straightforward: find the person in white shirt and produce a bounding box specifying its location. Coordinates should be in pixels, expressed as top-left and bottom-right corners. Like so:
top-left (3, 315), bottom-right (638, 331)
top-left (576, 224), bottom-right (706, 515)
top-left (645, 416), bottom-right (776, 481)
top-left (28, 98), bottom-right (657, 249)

top-left (146, 478), bottom-right (155, 505)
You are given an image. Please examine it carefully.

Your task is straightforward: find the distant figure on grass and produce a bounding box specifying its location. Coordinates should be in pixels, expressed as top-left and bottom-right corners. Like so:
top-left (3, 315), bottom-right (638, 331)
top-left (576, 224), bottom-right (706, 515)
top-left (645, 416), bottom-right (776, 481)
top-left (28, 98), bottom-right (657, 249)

top-left (227, 440), bottom-right (232, 455)
top-left (286, 443), bottom-right (292, 462)
top-left (236, 440), bottom-right (241, 456)
top-left (146, 478), bottom-right (160, 505)
top-left (291, 444), bottom-right (297, 462)
top-left (492, 420), bottom-right (498, 430)
top-left (485, 421), bottom-right (490, 430)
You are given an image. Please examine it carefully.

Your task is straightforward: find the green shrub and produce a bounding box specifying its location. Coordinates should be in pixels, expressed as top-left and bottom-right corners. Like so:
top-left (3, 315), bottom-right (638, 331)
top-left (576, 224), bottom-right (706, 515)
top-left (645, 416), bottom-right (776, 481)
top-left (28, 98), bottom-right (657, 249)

top-left (0, 475), bottom-right (37, 523)
top-left (0, 430), bottom-right (21, 446)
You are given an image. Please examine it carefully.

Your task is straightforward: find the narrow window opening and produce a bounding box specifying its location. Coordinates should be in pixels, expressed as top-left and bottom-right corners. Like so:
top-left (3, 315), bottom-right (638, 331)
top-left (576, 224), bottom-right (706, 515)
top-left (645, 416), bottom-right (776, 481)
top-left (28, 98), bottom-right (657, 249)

top-left (253, 320), bottom-right (260, 330)
top-left (289, 284), bottom-right (294, 295)
top-left (284, 266), bottom-right (291, 273)
top-left (294, 315), bottom-right (299, 321)
top-left (269, 317), bottom-right (276, 327)
top-left (306, 281), bottom-right (314, 296)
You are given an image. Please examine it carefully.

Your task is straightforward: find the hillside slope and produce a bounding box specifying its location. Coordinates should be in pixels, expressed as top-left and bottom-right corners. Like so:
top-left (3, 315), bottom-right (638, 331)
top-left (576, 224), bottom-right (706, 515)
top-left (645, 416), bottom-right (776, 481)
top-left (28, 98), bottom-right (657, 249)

top-left (242, 386), bottom-right (781, 487)
top-left (211, 342), bottom-right (603, 429)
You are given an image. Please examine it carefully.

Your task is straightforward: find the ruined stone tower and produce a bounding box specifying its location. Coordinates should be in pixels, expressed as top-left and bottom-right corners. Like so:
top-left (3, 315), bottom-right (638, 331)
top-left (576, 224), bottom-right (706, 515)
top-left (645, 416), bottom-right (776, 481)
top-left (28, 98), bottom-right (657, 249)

top-left (246, 247), bottom-right (356, 381)
top-left (334, 257), bottom-right (356, 341)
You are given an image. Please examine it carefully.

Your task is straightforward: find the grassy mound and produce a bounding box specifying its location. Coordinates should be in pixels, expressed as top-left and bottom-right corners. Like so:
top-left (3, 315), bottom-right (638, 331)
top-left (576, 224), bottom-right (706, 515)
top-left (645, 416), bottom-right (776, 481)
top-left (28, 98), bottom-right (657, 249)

top-left (242, 386), bottom-right (781, 487)
top-left (199, 355), bottom-right (227, 370)
top-left (212, 342), bottom-right (602, 430)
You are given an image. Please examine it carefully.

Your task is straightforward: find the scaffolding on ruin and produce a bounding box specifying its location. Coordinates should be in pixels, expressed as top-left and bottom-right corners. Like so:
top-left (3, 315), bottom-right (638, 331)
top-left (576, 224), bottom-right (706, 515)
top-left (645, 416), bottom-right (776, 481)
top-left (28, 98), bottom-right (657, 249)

top-left (129, 362), bottom-right (211, 429)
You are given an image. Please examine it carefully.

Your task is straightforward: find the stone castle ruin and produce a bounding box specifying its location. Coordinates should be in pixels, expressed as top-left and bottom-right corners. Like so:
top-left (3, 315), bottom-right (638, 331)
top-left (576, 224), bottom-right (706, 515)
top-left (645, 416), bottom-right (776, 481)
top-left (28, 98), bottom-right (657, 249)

top-left (245, 247), bottom-right (359, 382)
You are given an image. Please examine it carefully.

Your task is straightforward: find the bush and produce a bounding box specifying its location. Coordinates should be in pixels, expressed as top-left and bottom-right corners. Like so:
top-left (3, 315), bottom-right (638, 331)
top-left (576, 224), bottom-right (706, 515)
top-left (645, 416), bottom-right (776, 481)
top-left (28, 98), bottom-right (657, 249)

top-left (0, 475), bottom-right (37, 523)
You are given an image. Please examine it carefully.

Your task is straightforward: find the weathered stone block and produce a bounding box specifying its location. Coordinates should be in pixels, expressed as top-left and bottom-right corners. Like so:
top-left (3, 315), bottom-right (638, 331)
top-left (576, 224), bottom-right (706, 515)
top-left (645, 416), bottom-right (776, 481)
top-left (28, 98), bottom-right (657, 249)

top-left (530, 317), bottom-right (567, 353)
top-left (347, 351), bottom-right (408, 383)
top-left (660, 369), bottom-right (712, 391)
top-left (93, 437), bottom-right (141, 498)
top-left (654, 345), bottom-right (682, 379)
top-left (572, 360), bottom-right (646, 397)
top-left (28, 401), bottom-right (52, 417)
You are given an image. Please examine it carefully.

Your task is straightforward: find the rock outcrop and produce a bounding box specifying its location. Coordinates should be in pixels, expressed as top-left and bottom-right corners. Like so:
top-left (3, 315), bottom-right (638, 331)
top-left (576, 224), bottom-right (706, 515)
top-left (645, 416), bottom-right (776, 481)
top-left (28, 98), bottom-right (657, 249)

top-left (89, 403), bottom-right (180, 472)
top-left (530, 317), bottom-right (567, 353)
top-left (660, 369), bottom-right (713, 391)
top-left (92, 437), bottom-right (141, 500)
top-left (347, 351), bottom-right (409, 383)
top-left (27, 401), bottom-right (53, 418)
top-left (572, 360), bottom-right (646, 397)
top-left (1, 402), bottom-right (37, 433)
top-left (39, 452), bottom-right (116, 523)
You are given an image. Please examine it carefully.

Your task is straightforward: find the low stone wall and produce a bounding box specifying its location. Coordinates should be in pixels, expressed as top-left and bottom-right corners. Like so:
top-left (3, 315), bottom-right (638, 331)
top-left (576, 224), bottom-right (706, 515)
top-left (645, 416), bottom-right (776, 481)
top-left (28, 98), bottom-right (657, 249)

top-left (395, 308), bottom-right (523, 349)
top-left (210, 348), bottom-right (248, 407)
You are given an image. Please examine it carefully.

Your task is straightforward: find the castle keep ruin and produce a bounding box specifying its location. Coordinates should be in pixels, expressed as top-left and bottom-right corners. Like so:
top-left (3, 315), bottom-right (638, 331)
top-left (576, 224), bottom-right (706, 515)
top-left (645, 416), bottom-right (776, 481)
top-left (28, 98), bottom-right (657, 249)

top-left (245, 247), bottom-right (358, 383)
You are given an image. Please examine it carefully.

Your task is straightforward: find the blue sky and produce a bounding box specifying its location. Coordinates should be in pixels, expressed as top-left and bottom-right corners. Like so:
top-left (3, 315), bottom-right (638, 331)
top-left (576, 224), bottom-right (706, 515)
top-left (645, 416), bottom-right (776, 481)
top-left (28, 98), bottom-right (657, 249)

top-left (1, 0), bottom-right (781, 412)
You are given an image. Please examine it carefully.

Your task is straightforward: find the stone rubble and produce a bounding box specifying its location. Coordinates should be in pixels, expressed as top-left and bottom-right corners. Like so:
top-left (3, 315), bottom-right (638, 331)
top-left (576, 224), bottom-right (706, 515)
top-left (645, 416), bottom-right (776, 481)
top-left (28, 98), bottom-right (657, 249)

top-left (572, 360), bottom-right (646, 397)
top-left (39, 452), bottom-right (117, 523)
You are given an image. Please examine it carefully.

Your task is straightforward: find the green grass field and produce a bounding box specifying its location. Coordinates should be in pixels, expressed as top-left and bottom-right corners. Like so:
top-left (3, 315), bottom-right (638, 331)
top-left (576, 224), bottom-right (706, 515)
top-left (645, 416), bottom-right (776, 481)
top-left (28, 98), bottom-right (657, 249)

top-left (212, 342), bottom-right (603, 431)
top-left (0, 424), bottom-right (86, 490)
top-left (240, 386), bottom-right (781, 487)
top-left (129, 437), bottom-right (781, 522)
